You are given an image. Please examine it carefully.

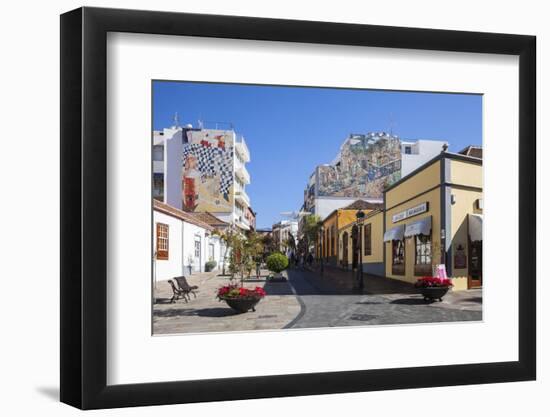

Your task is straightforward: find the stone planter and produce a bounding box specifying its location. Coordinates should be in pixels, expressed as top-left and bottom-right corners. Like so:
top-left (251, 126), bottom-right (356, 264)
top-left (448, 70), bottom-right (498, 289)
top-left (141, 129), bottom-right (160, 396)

top-left (418, 286), bottom-right (450, 302)
top-left (267, 272), bottom-right (287, 282)
top-left (221, 296), bottom-right (262, 313)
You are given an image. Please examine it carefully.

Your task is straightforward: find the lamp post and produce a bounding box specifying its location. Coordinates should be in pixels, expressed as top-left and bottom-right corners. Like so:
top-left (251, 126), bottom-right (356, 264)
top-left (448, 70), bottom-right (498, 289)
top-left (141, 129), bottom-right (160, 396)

top-left (319, 224), bottom-right (324, 276)
top-left (356, 210), bottom-right (365, 291)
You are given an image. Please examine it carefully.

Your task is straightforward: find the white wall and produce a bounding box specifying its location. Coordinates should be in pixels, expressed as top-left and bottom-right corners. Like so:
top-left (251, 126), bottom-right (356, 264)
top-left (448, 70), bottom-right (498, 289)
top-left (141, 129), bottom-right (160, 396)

top-left (153, 210), bottom-right (184, 281)
top-left (1, 1), bottom-right (547, 417)
top-left (163, 128), bottom-right (183, 210)
top-left (401, 140), bottom-right (447, 177)
top-left (153, 210), bottom-right (214, 278)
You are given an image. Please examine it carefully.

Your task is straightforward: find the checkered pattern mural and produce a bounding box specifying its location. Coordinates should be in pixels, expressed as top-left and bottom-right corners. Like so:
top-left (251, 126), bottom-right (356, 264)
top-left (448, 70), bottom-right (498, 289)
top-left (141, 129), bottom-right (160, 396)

top-left (182, 143), bottom-right (233, 200)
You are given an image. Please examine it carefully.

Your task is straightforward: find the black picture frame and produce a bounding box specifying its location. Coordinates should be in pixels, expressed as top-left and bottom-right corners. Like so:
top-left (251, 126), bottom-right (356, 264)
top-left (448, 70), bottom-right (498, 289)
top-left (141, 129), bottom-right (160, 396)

top-left (60, 6), bottom-right (536, 410)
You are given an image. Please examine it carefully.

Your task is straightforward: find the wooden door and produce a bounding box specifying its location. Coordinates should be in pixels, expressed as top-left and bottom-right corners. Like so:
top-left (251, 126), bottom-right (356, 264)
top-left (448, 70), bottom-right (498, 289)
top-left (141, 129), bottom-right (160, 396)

top-left (468, 240), bottom-right (482, 288)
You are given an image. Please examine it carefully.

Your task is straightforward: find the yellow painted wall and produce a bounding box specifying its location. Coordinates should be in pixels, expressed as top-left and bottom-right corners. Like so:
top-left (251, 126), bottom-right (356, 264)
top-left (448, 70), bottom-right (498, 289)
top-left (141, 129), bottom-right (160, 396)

top-left (365, 211), bottom-right (384, 263)
top-left (322, 212), bottom-right (338, 258)
top-left (450, 159), bottom-right (483, 188)
top-left (337, 211), bottom-right (383, 265)
top-left (384, 188), bottom-right (441, 284)
top-left (385, 160), bottom-right (440, 209)
top-left (449, 187), bottom-right (483, 290)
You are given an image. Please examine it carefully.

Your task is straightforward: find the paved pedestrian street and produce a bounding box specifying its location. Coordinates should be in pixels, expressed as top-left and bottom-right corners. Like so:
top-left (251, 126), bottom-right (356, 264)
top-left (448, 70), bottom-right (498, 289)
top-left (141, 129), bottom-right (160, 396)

top-left (286, 269), bottom-right (481, 329)
top-left (153, 267), bottom-right (482, 335)
top-left (153, 270), bottom-right (302, 335)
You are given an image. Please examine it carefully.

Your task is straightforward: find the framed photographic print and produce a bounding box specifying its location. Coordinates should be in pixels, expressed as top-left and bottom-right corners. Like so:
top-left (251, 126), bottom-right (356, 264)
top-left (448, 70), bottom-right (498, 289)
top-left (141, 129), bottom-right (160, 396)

top-left (60, 6), bottom-right (536, 410)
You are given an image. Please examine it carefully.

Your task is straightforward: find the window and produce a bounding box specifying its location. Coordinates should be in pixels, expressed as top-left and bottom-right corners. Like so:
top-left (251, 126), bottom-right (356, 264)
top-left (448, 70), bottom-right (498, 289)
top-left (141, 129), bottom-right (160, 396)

top-left (392, 239), bottom-right (405, 275)
top-left (156, 223), bottom-right (169, 260)
top-left (404, 146), bottom-right (412, 155)
top-left (153, 173), bottom-right (164, 200)
top-left (364, 223), bottom-right (372, 256)
top-left (153, 145), bottom-right (164, 161)
top-left (194, 240), bottom-right (201, 258)
top-left (415, 234), bottom-right (432, 276)
top-left (208, 243), bottom-right (215, 261)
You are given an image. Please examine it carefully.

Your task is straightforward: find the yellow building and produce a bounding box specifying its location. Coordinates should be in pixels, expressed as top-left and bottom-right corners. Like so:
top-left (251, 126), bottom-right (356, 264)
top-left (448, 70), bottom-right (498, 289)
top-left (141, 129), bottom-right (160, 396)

top-left (338, 210), bottom-right (384, 276)
top-left (383, 151), bottom-right (482, 290)
top-left (317, 200), bottom-right (383, 266)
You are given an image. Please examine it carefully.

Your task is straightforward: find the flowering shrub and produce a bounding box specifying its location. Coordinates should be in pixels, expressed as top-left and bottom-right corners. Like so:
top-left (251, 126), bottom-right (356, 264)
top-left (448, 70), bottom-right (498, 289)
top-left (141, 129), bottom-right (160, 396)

top-left (414, 276), bottom-right (453, 288)
top-left (217, 284), bottom-right (267, 300)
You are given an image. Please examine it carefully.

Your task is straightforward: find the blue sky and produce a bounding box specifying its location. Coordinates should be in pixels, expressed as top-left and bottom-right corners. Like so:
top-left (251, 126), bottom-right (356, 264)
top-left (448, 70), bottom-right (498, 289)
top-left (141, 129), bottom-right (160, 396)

top-left (153, 81), bottom-right (482, 229)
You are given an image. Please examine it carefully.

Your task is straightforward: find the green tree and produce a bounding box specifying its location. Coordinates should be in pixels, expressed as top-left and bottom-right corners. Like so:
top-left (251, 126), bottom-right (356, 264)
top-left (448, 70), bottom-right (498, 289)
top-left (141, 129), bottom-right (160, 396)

top-left (301, 214), bottom-right (321, 254)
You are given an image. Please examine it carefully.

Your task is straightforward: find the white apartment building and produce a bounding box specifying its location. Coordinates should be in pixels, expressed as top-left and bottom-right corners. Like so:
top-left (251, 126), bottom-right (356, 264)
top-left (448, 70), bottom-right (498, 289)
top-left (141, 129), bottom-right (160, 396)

top-left (272, 220), bottom-right (299, 255)
top-left (400, 139), bottom-right (449, 176)
top-left (153, 121), bottom-right (252, 231)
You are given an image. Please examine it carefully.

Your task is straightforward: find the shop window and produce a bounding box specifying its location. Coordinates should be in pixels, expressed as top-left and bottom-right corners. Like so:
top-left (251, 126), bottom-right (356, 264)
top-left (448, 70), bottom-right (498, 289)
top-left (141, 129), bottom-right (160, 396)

top-left (392, 239), bottom-right (405, 275)
top-left (156, 223), bottom-right (169, 260)
top-left (364, 223), bottom-right (372, 256)
top-left (414, 234), bottom-right (432, 276)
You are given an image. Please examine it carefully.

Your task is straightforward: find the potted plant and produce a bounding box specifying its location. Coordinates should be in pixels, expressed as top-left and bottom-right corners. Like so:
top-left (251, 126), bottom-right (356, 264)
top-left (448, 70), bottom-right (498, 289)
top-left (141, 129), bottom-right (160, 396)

top-left (415, 276), bottom-right (453, 302)
top-left (266, 252), bottom-right (289, 282)
top-left (217, 284), bottom-right (266, 313)
top-left (205, 260), bottom-right (217, 272)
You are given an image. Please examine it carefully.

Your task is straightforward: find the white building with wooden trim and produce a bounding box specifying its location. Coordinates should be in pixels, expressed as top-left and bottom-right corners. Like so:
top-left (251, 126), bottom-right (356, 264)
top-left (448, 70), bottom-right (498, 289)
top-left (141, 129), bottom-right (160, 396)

top-left (153, 200), bottom-right (226, 281)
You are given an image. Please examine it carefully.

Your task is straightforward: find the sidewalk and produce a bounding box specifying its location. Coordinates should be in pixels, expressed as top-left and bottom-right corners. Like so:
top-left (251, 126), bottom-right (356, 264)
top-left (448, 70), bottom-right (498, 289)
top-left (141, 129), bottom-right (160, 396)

top-left (153, 270), bottom-right (302, 335)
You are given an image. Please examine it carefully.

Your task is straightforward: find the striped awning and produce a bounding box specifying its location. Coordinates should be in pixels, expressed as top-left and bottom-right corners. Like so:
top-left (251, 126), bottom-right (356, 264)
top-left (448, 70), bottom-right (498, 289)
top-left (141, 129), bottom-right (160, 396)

top-left (468, 214), bottom-right (483, 242)
top-left (383, 224), bottom-right (405, 242)
top-left (404, 216), bottom-right (432, 238)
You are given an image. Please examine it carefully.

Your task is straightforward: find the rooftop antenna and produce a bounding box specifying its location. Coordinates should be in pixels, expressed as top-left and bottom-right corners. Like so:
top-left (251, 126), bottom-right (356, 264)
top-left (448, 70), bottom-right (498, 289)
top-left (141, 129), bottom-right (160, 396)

top-left (389, 112), bottom-right (395, 136)
top-left (173, 112), bottom-right (180, 128)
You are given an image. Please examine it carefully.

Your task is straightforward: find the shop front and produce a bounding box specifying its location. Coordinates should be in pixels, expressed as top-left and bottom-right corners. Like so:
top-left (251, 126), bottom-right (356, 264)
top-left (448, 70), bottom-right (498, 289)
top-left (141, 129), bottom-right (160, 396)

top-left (383, 152), bottom-right (483, 290)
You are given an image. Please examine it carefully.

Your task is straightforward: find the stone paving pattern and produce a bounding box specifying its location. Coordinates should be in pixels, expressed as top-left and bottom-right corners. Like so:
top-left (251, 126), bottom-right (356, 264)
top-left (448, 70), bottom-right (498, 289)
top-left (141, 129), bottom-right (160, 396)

top-left (153, 266), bottom-right (482, 335)
top-left (153, 270), bottom-right (301, 335)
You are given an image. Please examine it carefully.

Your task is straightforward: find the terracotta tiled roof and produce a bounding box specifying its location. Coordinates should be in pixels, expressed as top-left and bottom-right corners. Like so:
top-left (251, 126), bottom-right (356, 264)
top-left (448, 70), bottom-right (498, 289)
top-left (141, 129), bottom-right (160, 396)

top-left (191, 212), bottom-right (229, 228)
top-left (342, 200), bottom-right (384, 211)
top-left (153, 200), bottom-right (213, 231)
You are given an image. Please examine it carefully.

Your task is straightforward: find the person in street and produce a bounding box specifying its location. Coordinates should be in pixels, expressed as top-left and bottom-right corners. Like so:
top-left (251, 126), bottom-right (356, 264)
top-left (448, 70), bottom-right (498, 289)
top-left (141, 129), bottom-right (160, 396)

top-left (255, 258), bottom-right (262, 279)
top-left (307, 252), bottom-right (313, 267)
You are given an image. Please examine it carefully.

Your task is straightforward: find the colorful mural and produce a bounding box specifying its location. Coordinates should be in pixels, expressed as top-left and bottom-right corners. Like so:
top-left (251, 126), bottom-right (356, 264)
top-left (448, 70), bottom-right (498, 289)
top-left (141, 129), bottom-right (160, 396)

top-left (182, 129), bottom-right (234, 213)
top-left (317, 132), bottom-right (402, 199)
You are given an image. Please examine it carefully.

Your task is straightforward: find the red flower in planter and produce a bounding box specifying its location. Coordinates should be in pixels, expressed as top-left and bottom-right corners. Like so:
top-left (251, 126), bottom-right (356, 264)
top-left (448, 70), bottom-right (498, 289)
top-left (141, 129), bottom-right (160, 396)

top-left (415, 276), bottom-right (453, 288)
top-left (217, 284), bottom-right (267, 300)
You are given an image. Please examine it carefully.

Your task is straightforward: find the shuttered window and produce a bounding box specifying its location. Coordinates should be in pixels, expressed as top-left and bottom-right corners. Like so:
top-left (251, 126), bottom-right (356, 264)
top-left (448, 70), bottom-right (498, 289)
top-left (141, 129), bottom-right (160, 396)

top-left (156, 223), bottom-right (169, 260)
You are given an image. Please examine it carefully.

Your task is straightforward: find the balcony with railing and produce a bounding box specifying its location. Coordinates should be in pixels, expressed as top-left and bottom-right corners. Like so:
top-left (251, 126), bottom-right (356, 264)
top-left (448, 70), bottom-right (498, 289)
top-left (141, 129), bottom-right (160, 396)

top-left (235, 134), bottom-right (251, 163)
top-left (234, 157), bottom-right (251, 184)
top-left (235, 190), bottom-right (250, 207)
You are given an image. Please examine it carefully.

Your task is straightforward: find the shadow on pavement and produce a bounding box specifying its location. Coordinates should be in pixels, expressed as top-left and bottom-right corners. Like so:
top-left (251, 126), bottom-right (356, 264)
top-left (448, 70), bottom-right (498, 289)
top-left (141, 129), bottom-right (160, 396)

top-left (288, 266), bottom-right (416, 296)
top-left (390, 298), bottom-right (436, 305)
top-left (263, 281), bottom-right (294, 296)
top-left (462, 296), bottom-right (482, 303)
top-left (154, 307), bottom-right (237, 318)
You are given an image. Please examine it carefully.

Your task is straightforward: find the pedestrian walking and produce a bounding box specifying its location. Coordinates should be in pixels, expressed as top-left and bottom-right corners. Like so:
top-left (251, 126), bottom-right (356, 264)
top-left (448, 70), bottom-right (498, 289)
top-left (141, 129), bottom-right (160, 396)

top-left (255, 258), bottom-right (262, 279)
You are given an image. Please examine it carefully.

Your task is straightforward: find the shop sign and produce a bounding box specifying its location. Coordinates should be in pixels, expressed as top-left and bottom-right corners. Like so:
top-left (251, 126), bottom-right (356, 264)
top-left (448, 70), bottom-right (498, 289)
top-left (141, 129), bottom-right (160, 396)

top-left (392, 202), bottom-right (428, 223)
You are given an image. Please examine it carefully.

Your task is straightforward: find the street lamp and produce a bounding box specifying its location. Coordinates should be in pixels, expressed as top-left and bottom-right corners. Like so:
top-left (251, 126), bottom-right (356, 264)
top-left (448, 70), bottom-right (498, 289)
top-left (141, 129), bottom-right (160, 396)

top-left (319, 224), bottom-right (325, 276)
top-left (356, 210), bottom-right (365, 291)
